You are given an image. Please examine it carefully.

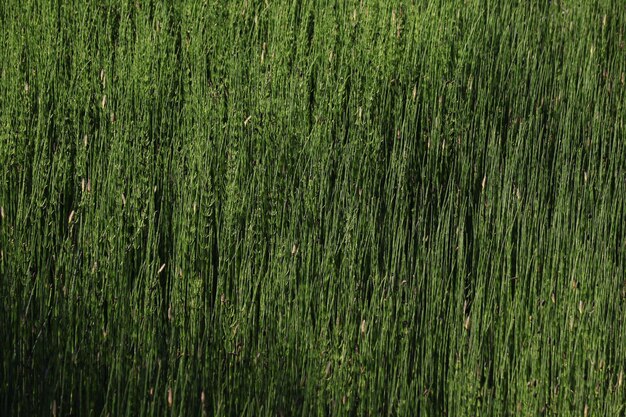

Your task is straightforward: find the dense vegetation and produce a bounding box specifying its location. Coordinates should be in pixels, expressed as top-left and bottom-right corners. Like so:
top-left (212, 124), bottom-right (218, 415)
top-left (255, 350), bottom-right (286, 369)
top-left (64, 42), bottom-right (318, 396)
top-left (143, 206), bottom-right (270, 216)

top-left (1, 0), bottom-right (625, 415)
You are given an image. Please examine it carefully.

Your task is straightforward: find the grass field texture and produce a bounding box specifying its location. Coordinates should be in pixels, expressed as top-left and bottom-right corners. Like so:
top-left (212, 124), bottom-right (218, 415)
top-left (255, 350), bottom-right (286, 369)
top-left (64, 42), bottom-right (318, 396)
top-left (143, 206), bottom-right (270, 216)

top-left (1, 0), bottom-right (625, 415)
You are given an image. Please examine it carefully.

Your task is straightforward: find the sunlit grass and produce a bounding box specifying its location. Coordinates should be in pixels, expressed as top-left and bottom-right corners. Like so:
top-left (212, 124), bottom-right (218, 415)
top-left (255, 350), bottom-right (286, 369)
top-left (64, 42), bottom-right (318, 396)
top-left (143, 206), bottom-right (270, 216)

top-left (1, 1), bottom-right (625, 416)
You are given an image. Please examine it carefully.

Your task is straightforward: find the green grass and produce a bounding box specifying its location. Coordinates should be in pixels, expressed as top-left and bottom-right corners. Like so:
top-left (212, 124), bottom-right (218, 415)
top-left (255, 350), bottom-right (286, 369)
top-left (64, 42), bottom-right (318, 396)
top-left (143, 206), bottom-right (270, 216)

top-left (1, 0), bottom-right (625, 415)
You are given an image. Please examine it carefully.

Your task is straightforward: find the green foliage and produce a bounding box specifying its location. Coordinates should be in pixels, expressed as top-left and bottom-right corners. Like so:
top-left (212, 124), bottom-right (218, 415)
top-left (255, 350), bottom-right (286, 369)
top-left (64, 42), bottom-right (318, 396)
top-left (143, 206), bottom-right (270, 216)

top-left (1, 0), bottom-right (625, 415)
